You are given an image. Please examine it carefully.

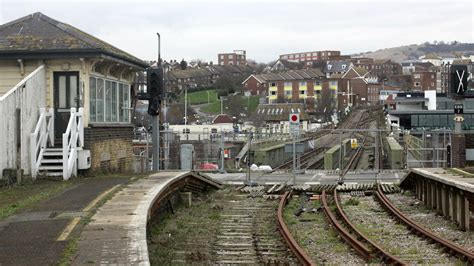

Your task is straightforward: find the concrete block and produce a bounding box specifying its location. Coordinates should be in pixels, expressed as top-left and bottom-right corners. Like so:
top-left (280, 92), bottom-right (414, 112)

top-left (180, 192), bottom-right (192, 207)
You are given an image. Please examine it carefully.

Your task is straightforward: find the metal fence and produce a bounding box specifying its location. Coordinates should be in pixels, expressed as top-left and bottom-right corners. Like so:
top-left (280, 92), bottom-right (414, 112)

top-left (405, 131), bottom-right (451, 168)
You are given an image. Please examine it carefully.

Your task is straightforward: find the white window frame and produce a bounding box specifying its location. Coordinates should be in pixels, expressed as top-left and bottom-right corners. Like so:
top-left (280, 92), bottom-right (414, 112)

top-left (90, 75), bottom-right (131, 124)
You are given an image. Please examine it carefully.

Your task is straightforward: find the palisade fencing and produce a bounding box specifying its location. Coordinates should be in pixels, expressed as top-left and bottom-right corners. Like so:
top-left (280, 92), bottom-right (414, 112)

top-left (132, 129), bottom-right (297, 172)
top-left (405, 131), bottom-right (451, 168)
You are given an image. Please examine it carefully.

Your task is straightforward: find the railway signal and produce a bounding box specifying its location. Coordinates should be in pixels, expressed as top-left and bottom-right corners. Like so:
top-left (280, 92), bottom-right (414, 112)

top-left (289, 113), bottom-right (300, 136)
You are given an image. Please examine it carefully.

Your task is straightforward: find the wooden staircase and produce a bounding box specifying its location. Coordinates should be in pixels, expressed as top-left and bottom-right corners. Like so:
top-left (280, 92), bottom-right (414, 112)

top-left (37, 147), bottom-right (63, 177)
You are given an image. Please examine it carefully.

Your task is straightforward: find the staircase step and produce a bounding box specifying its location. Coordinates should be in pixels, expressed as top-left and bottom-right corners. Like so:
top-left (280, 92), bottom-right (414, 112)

top-left (43, 151), bottom-right (63, 156)
top-left (39, 165), bottom-right (63, 171)
top-left (42, 172), bottom-right (64, 177)
top-left (41, 159), bottom-right (63, 164)
top-left (45, 148), bottom-right (62, 151)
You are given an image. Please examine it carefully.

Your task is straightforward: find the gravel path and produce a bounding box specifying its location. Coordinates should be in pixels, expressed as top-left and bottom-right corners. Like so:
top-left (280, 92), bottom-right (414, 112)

top-left (341, 194), bottom-right (460, 265)
top-left (387, 192), bottom-right (474, 253)
top-left (284, 195), bottom-right (366, 265)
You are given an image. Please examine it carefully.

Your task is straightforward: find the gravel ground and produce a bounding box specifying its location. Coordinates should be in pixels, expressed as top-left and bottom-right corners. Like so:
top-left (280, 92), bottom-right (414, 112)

top-left (341, 194), bottom-right (461, 265)
top-left (284, 194), bottom-right (366, 265)
top-left (387, 191), bottom-right (474, 253)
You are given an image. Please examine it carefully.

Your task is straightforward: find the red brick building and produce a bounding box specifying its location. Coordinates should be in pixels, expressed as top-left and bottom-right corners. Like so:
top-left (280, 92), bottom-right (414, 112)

top-left (279, 50), bottom-right (350, 67)
top-left (218, 50), bottom-right (246, 66)
top-left (412, 71), bottom-right (437, 91)
top-left (352, 58), bottom-right (402, 80)
top-left (241, 74), bottom-right (268, 95)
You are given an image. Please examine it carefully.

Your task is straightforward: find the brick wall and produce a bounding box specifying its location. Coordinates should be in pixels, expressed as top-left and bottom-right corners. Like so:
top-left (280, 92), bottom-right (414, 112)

top-left (84, 125), bottom-right (134, 174)
top-left (451, 133), bottom-right (466, 168)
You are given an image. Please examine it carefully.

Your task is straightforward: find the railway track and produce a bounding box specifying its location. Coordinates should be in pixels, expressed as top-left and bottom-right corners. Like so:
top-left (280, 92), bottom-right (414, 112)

top-left (375, 185), bottom-right (474, 263)
top-left (212, 192), bottom-right (298, 264)
top-left (274, 109), bottom-right (375, 172)
top-left (322, 190), bottom-right (405, 265)
top-left (276, 192), bottom-right (315, 266)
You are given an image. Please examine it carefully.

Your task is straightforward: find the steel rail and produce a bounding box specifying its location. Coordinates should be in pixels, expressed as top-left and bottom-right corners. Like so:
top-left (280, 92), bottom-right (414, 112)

top-left (375, 185), bottom-right (474, 263)
top-left (321, 191), bottom-right (373, 261)
top-left (276, 192), bottom-right (315, 266)
top-left (333, 190), bottom-right (406, 265)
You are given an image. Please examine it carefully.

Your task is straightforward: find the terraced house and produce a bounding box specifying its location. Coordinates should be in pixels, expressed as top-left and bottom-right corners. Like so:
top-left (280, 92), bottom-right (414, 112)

top-left (243, 69), bottom-right (342, 112)
top-left (0, 12), bottom-right (148, 180)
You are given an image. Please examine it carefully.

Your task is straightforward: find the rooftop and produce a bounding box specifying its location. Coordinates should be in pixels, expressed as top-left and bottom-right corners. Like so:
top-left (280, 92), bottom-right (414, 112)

top-left (0, 12), bottom-right (148, 68)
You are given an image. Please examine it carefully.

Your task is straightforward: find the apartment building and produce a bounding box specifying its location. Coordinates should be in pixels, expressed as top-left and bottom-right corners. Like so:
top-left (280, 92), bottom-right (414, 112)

top-left (218, 50), bottom-right (246, 66)
top-left (352, 58), bottom-right (402, 79)
top-left (279, 50), bottom-right (349, 67)
top-left (412, 71), bottom-right (437, 91)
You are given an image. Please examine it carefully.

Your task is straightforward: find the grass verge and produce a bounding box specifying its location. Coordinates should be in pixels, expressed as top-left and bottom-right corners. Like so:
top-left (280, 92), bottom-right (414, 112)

top-left (201, 95), bottom-right (260, 114)
top-left (179, 90), bottom-right (218, 105)
top-left (0, 180), bottom-right (73, 220)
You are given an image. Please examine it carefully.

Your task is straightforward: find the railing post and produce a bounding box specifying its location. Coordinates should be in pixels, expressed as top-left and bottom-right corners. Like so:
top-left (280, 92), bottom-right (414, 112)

top-left (30, 131), bottom-right (37, 180)
top-left (62, 131), bottom-right (68, 180)
top-left (48, 108), bottom-right (54, 146)
top-left (78, 107), bottom-right (84, 147)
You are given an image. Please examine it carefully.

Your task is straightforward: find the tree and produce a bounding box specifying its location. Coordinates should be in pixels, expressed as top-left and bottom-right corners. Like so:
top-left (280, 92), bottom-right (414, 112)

top-left (180, 59), bottom-right (187, 70)
top-left (225, 95), bottom-right (246, 119)
top-left (214, 74), bottom-right (241, 94)
top-left (167, 102), bottom-right (196, 124)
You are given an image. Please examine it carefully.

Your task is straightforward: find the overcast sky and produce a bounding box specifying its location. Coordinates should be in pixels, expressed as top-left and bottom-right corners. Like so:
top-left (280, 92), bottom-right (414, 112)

top-left (0, 0), bottom-right (473, 63)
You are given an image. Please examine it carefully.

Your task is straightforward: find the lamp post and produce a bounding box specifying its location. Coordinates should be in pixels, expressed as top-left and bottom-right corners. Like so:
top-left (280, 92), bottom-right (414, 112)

top-left (184, 85), bottom-right (189, 140)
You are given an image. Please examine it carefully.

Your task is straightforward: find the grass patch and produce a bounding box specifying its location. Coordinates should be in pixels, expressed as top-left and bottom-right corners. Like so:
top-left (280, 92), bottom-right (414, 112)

top-left (0, 180), bottom-right (73, 220)
top-left (343, 197), bottom-right (360, 206)
top-left (179, 90), bottom-right (218, 105)
top-left (201, 95), bottom-right (260, 114)
top-left (58, 236), bottom-right (79, 266)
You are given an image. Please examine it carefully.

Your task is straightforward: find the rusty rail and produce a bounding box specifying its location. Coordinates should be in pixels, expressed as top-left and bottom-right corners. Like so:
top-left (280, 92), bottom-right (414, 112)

top-left (332, 190), bottom-right (405, 265)
top-left (321, 191), bottom-right (373, 261)
top-left (375, 185), bottom-right (474, 263)
top-left (276, 192), bottom-right (315, 266)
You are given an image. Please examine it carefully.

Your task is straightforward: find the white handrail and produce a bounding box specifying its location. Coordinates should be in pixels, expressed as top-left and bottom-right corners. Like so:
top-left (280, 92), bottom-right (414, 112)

top-left (30, 108), bottom-right (54, 179)
top-left (62, 107), bottom-right (84, 180)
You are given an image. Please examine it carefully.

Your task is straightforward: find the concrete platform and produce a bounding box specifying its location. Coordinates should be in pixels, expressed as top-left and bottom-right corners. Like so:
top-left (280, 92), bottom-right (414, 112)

top-left (402, 168), bottom-right (474, 193)
top-left (401, 168), bottom-right (474, 231)
top-left (72, 171), bottom-right (221, 265)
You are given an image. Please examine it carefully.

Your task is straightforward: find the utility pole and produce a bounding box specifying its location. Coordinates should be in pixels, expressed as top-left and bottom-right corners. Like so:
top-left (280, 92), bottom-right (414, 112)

top-left (246, 131), bottom-right (253, 185)
top-left (338, 130), bottom-right (344, 185)
top-left (292, 134), bottom-right (296, 185)
top-left (151, 32), bottom-right (161, 171)
top-left (220, 126), bottom-right (225, 174)
top-left (184, 85), bottom-right (188, 140)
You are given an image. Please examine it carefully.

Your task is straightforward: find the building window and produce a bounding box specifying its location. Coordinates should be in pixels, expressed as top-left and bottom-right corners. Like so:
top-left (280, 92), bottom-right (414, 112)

top-left (271, 91), bottom-right (276, 95)
top-left (284, 82), bottom-right (292, 87)
top-left (90, 76), bottom-right (130, 123)
top-left (300, 90), bottom-right (306, 95)
top-left (415, 82), bottom-right (420, 86)
top-left (271, 82), bottom-right (276, 87)
top-left (314, 81), bottom-right (321, 86)
top-left (299, 81), bottom-right (307, 86)
top-left (414, 74), bottom-right (420, 79)
top-left (220, 55), bottom-right (224, 59)
top-left (285, 90), bottom-right (291, 96)
top-left (228, 54), bottom-right (233, 59)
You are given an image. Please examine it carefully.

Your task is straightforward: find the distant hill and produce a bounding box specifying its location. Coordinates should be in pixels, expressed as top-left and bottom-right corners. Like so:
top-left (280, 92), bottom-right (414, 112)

top-left (355, 42), bottom-right (474, 63)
